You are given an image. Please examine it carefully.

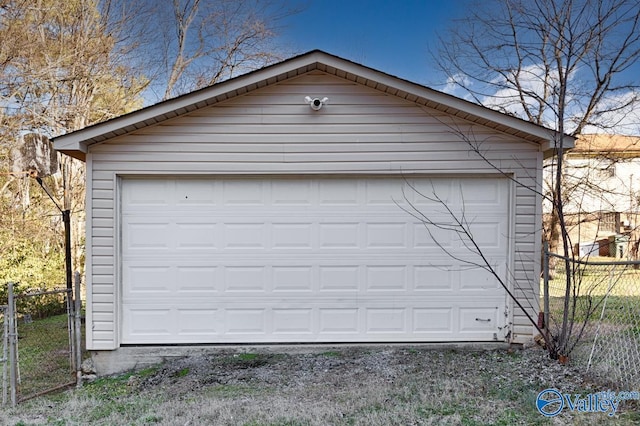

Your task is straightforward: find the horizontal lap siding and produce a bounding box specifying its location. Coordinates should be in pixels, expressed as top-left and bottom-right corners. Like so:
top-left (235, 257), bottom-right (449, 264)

top-left (87, 72), bottom-right (542, 349)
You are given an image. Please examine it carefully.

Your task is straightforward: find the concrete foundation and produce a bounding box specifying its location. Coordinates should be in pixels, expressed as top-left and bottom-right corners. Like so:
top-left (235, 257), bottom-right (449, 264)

top-left (91, 342), bottom-right (514, 376)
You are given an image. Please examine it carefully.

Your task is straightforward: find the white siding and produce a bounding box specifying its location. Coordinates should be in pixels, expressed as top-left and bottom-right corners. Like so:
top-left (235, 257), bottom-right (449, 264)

top-left (86, 71), bottom-right (541, 349)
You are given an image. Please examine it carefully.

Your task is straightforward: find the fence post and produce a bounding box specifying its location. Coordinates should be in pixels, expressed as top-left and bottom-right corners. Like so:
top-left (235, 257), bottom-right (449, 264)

top-left (7, 282), bottom-right (17, 407)
top-left (74, 272), bottom-right (82, 388)
top-left (543, 242), bottom-right (550, 343)
top-left (2, 303), bottom-right (7, 405)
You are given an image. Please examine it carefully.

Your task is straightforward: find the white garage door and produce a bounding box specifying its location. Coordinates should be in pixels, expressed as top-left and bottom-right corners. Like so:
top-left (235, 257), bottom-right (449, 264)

top-left (120, 176), bottom-right (510, 344)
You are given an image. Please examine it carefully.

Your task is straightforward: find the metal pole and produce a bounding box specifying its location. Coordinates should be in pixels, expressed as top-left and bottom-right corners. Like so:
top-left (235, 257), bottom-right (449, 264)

top-left (34, 178), bottom-right (72, 296)
top-left (8, 282), bottom-right (17, 407)
top-left (2, 304), bottom-right (8, 405)
top-left (63, 210), bottom-right (72, 294)
top-left (543, 242), bottom-right (550, 344)
top-left (74, 272), bottom-right (82, 388)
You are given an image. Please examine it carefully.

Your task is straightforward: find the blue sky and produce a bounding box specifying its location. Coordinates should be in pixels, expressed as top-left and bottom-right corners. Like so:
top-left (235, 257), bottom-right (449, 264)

top-left (274, 0), bottom-right (640, 134)
top-left (277, 0), bottom-right (465, 87)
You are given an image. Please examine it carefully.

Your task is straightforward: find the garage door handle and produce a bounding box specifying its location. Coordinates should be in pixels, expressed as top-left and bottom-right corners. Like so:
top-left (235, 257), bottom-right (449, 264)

top-left (475, 318), bottom-right (491, 322)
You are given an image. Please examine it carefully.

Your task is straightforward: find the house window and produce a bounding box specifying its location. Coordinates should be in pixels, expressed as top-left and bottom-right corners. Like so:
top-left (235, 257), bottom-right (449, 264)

top-left (596, 164), bottom-right (616, 179)
top-left (600, 212), bottom-right (620, 233)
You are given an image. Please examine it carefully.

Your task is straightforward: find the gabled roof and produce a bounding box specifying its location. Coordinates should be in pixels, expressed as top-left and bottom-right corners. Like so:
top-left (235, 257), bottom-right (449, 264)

top-left (52, 50), bottom-right (574, 161)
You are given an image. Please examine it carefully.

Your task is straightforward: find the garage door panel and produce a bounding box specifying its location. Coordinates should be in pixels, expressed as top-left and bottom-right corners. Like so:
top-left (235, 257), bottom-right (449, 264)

top-left (319, 223), bottom-right (360, 248)
top-left (459, 306), bottom-right (501, 334)
top-left (122, 215), bottom-right (510, 253)
top-left (124, 265), bottom-right (173, 293)
top-left (365, 180), bottom-right (407, 205)
top-left (122, 299), bottom-right (506, 343)
top-left (414, 265), bottom-right (456, 290)
top-left (175, 223), bottom-right (217, 248)
top-left (413, 308), bottom-right (453, 333)
top-left (273, 309), bottom-right (313, 334)
top-left (460, 265), bottom-right (506, 290)
top-left (177, 309), bottom-right (219, 335)
top-left (366, 308), bottom-right (407, 333)
top-left (121, 177), bottom-right (510, 344)
top-left (225, 309), bottom-right (267, 334)
top-left (122, 261), bottom-right (500, 298)
top-left (123, 179), bottom-right (172, 207)
top-left (319, 308), bottom-right (359, 334)
top-left (272, 223), bottom-right (314, 248)
top-left (365, 222), bottom-right (407, 248)
top-left (175, 179), bottom-right (216, 205)
top-left (319, 179), bottom-right (359, 205)
top-left (460, 219), bottom-right (509, 248)
top-left (124, 308), bottom-right (173, 337)
top-left (176, 266), bottom-right (219, 292)
top-left (124, 221), bottom-right (171, 250)
top-left (318, 265), bottom-right (359, 290)
top-left (272, 180), bottom-right (313, 205)
top-left (459, 178), bottom-right (506, 206)
top-left (365, 265), bottom-right (407, 291)
top-left (272, 266), bottom-right (313, 292)
top-left (414, 223), bottom-right (453, 248)
top-left (222, 180), bottom-right (265, 205)
top-left (223, 222), bottom-right (266, 249)
top-left (224, 266), bottom-right (267, 292)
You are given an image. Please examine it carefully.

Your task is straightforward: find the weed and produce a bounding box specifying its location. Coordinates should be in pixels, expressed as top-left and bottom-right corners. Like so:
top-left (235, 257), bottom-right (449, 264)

top-left (207, 384), bottom-right (262, 398)
top-left (173, 367), bottom-right (190, 378)
top-left (142, 414), bottom-right (163, 424)
top-left (224, 352), bottom-right (272, 368)
top-left (237, 352), bottom-right (259, 361)
top-left (138, 366), bottom-right (159, 377)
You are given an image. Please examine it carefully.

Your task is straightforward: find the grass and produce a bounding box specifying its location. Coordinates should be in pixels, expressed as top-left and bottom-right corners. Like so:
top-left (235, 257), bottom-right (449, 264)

top-left (546, 295), bottom-right (640, 324)
top-left (2, 347), bottom-right (639, 425)
top-left (545, 258), bottom-right (640, 298)
top-left (15, 314), bottom-right (75, 399)
top-left (542, 259), bottom-right (640, 329)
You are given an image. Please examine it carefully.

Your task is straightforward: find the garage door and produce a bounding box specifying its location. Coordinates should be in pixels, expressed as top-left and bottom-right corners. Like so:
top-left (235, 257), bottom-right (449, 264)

top-left (120, 176), bottom-right (510, 344)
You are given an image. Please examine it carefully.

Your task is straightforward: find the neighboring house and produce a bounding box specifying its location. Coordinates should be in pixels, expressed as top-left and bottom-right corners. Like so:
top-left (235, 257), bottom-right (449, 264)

top-left (549, 134), bottom-right (640, 258)
top-left (53, 50), bottom-right (573, 374)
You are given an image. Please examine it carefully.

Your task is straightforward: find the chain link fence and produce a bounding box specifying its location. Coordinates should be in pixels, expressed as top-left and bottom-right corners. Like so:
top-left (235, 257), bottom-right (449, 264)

top-left (1, 277), bottom-right (83, 406)
top-left (544, 252), bottom-right (640, 390)
top-left (1, 304), bottom-right (8, 405)
top-left (14, 288), bottom-right (76, 401)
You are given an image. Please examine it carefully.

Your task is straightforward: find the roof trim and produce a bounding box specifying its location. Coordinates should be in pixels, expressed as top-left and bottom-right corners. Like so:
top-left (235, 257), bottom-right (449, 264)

top-left (52, 49), bottom-right (574, 162)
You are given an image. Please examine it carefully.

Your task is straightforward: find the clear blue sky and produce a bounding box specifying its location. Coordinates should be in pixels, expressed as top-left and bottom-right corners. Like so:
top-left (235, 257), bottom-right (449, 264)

top-left (278, 1), bottom-right (465, 87)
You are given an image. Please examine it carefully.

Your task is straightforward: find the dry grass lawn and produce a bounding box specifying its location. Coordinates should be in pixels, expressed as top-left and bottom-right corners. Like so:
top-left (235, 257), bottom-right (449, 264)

top-left (2, 345), bottom-right (639, 425)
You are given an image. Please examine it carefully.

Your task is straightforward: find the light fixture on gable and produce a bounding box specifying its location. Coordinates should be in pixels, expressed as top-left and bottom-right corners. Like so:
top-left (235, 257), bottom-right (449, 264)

top-left (304, 96), bottom-right (329, 111)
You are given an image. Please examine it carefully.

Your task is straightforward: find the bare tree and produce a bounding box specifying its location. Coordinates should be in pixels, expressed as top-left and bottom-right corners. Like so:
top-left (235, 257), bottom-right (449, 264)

top-left (0, 0), bottom-right (300, 285)
top-left (149, 0), bottom-right (298, 100)
top-left (0, 0), bottom-right (147, 283)
top-left (435, 0), bottom-right (640, 135)
top-left (431, 0), bottom-right (640, 358)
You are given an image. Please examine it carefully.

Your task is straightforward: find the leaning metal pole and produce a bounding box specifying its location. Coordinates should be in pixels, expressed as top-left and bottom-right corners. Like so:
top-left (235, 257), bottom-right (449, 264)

top-left (74, 272), bottom-right (82, 388)
top-left (2, 303), bottom-right (8, 405)
top-left (543, 242), bottom-right (550, 344)
top-left (7, 282), bottom-right (17, 407)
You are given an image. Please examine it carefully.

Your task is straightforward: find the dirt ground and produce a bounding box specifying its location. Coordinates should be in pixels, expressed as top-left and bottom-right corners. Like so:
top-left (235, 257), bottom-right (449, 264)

top-left (3, 345), bottom-right (639, 425)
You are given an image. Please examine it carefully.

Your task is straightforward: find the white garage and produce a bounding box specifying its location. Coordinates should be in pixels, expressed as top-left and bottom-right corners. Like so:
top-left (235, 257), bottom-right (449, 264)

top-left (121, 176), bottom-right (510, 344)
top-left (53, 50), bottom-right (573, 372)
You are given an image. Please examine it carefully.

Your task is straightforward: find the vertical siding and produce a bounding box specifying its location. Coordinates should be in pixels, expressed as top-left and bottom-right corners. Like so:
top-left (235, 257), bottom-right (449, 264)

top-left (86, 71), bottom-right (543, 349)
